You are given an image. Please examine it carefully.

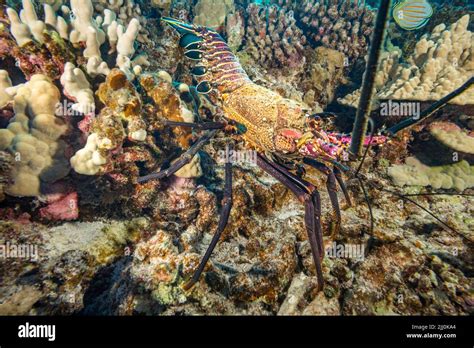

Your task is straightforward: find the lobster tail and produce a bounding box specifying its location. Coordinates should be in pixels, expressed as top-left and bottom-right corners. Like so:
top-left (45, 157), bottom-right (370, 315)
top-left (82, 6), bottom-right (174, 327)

top-left (161, 17), bottom-right (251, 95)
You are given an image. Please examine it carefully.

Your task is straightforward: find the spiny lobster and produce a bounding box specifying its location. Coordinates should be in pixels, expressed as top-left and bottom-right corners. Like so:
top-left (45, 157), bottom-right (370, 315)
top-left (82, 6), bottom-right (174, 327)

top-left (138, 16), bottom-right (474, 291)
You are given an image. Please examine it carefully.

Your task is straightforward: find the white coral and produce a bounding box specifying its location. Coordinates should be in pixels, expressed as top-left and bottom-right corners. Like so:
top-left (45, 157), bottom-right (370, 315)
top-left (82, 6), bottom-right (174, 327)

top-left (0, 75), bottom-right (69, 197)
top-left (60, 63), bottom-right (96, 115)
top-left (340, 15), bottom-right (474, 107)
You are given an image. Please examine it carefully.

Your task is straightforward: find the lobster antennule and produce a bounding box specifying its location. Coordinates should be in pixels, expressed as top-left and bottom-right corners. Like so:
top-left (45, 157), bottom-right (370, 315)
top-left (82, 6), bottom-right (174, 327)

top-left (161, 17), bottom-right (197, 36)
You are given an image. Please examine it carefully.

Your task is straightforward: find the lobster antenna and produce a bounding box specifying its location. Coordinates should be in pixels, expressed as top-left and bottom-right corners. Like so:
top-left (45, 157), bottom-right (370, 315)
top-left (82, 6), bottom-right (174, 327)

top-left (384, 76), bottom-right (474, 136)
top-left (355, 117), bottom-right (375, 176)
top-left (349, 0), bottom-right (392, 156)
top-left (377, 187), bottom-right (470, 241)
top-left (402, 192), bottom-right (474, 197)
top-left (357, 176), bottom-right (374, 235)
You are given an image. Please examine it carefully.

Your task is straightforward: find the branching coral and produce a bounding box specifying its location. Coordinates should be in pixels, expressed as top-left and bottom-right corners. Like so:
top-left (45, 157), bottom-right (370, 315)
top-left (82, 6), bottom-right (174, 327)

top-left (60, 62), bottom-right (95, 116)
top-left (243, 3), bottom-right (306, 70)
top-left (93, 0), bottom-right (151, 45)
top-left (270, 0), bottom-right (375, 63)
top-left (388, 157), bottom-right (474, 192)
top-left (1, 2), bottom-right (74, 80)
top-left (340, 15), bottom-right (474, 107)
top-left (3, 0), bottom-right (147, 81)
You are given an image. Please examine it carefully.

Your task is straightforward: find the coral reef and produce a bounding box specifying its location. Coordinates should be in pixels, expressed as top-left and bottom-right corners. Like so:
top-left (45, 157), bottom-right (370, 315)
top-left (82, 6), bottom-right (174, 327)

top-left (271, 0), bottom-right (376, 63)
top-left (0, 151), bottom-right (13, 202)
top-left (0, 218), bottom-right (145, 315)
top-left (0, 0), bottom-right (472, 318)
top-left (1, 159), bottom-right (472, 315)
top-left (302, 47), bottom-right (347, 109)
top-left (2, 0), bottom-right (146, 81)
top-left (243, 3), bottom-right (306, 71)
top-left (60, 62), bottom-right (95, 115)
top-left (93, 0), bottom-right (151, 45)
top-left (71, 69), bottom-right (144, 175)
top-left (225, 9), bottom-right (245, 51)
top-left (340, 15), bottom-right (474, 106)
top-left (193, 0), bottom-right (235, 29)
top-left (1, 4), bottom-right (74, 81)
top-left (388, 157), bottom-right (474, 192)
top-left (386, 0), bottom-right (473, 59)
top-left (428, 121), bottom-right (474, 155)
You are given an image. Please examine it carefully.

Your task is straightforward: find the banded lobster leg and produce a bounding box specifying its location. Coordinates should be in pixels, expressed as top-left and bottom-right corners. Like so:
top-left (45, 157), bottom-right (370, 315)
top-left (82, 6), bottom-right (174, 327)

top-left (304, 158), bottom-right (343, 240)
top-left (257, 154), bottom-right (325, 290)
top-left (334, 167), bottom-right (352, 207)
top-left (183, 146), bottom-right (234, 290)
top-left (137, 129), bottom-right (220, 183)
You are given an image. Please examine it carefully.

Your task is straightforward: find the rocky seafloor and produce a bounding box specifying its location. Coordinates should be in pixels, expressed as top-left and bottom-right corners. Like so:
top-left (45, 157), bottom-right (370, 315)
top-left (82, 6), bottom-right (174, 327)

top-left (1, 146), bottom-right (473, 315)
top-left (0, 0), bottom-right (473, 316)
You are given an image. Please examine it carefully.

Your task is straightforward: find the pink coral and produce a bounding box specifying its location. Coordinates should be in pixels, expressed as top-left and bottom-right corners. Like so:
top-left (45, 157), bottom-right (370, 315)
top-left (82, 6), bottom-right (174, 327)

top-left (40, 191), bottom-right (79, 221)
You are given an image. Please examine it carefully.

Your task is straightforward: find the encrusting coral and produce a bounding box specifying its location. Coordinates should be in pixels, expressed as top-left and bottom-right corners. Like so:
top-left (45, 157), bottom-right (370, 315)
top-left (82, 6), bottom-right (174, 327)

top-left (70, 69), bottom-right (142, 176)
top-left (388, 157), bottom-right (474, 192)
top-left (340, 15), bottom-right (474, 107)
top-left (428, 121), bottom-right (474, 155)
top-left (193, 0), bottom-right (235, 29)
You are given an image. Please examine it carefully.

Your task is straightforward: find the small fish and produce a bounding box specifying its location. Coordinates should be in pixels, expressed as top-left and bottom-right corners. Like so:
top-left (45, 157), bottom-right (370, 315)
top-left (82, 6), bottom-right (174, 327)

top-left (393, 0), bottom-right (433, 31)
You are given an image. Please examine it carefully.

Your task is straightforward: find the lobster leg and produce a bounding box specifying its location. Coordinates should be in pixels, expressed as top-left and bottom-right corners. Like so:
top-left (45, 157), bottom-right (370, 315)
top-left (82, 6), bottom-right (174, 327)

top-left (269, 160), bottom-right (324, 255)
top-left (334, 167), bottom-right (352, 207)
top-left (256, 154), bottom-right (324, 290)
top-left (137, 129), bottom-right (219, 183)
top-left (304, 159), bottom-right (342, 240)
top-left (183, 150), bottom-right (233, 290)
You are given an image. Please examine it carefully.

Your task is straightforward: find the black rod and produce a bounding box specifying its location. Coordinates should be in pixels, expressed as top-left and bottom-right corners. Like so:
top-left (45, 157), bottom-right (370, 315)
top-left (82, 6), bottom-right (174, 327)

top-left (349, 0), bottom-right (392, 156)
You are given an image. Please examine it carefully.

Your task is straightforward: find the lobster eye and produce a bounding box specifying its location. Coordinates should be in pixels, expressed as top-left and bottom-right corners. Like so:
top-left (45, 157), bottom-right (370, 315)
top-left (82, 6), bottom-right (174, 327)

top-left (309, 115), bottom-right (322, 122)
